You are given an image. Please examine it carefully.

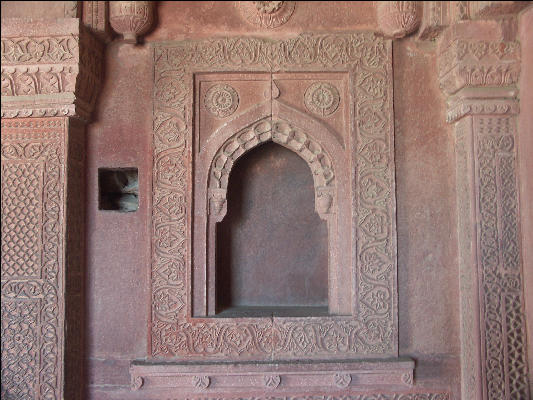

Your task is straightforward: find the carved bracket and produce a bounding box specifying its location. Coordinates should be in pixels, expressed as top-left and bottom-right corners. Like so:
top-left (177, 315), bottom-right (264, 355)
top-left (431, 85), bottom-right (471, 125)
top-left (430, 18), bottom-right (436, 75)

top-left (1, 19), bottom-right (104, 121)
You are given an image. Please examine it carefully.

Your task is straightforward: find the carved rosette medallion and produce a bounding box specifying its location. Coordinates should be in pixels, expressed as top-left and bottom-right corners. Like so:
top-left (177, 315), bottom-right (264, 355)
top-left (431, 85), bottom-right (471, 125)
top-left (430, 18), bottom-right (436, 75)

top-left (304, 82), bottom-right (340, 117)
top-left (333, 373), bottom-right (352, 388)
top-left (376, 1), bottom-right (421, 38)
top-left (204, 84), bottom-right (239, 118)
top-left (263, 374), bottom-right (281, 389)
top-left (238, 1), bottom-right (295, 28)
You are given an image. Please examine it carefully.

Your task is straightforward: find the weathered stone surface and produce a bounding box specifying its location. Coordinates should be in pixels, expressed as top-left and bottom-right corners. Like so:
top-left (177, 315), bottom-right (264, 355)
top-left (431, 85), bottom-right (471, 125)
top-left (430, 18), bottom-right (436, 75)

top-left (1, 2), bottom-right (531, 400)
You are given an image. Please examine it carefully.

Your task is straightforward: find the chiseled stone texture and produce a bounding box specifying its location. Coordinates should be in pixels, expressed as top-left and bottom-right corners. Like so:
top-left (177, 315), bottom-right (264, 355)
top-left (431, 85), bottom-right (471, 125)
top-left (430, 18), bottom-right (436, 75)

top-left (518, 6), bottom-right (533, 396)
top-left (5, 2), bottom-right (532, 400)
top-left (83, 3), bottom-right (461, 399)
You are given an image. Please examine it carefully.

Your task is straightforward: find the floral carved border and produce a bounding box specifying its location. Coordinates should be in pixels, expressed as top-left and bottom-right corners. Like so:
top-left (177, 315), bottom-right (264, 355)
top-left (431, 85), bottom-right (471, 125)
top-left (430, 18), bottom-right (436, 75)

top-left (1, 118), bottom-right (66, 399)
top-left (151, 33), bottom-right (397, 359)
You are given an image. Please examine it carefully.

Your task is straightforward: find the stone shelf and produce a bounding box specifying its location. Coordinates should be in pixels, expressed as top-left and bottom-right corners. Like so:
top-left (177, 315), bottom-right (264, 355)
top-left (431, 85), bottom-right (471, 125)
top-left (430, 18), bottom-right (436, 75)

top-left (129, 358), bottom-right (415, 393)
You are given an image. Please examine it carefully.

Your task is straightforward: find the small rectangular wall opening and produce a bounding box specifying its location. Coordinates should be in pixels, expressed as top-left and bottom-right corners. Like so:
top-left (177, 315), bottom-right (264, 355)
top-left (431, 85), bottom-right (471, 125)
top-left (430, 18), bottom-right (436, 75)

top-left (98, 168), bottom-right (139, 212)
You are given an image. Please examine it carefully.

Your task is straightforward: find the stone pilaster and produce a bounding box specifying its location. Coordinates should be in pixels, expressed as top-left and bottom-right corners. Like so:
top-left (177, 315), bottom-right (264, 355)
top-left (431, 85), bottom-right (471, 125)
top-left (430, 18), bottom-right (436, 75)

top-left (1, 17), bottom-right (103, 400)
top-left (438, 30), bottom-right (530, 400)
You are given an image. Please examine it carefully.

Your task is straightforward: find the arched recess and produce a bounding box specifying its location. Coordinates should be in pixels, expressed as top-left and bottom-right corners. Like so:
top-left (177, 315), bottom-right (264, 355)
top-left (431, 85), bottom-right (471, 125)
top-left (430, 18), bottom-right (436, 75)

top-left (193, 104), bottom-right (351, 317)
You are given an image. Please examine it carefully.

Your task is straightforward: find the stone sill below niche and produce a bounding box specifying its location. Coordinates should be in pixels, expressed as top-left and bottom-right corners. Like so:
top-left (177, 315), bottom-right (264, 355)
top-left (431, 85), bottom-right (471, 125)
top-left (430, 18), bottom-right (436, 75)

top-left (129, 358), bottom-right (415, 393)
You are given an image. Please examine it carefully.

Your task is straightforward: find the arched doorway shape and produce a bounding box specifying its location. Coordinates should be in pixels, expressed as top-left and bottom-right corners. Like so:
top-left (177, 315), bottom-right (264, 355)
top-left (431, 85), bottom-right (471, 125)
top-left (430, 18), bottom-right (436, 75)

top-left (193, 111), bottom-right (350, 317)
top-left (216, 141), bottom-right (329, 315)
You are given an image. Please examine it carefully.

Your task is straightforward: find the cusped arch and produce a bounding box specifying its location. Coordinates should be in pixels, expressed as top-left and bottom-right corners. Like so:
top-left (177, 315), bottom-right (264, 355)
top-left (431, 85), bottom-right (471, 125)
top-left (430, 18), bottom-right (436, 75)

top-left (207, 117), bottom-right (336, 220)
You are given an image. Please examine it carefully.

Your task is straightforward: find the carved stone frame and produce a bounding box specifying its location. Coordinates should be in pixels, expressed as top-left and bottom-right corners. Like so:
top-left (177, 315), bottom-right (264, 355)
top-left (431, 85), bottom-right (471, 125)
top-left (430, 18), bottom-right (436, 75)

top-left (150, 33), bottom-right (398, 361)
top-left (196, 89), bottom-right (349, 317)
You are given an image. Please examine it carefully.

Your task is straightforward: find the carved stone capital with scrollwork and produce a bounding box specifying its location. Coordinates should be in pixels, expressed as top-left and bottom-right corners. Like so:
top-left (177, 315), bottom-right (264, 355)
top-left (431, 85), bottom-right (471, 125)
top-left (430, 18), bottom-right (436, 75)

top-left (1, 18), bottom-right (104, 121)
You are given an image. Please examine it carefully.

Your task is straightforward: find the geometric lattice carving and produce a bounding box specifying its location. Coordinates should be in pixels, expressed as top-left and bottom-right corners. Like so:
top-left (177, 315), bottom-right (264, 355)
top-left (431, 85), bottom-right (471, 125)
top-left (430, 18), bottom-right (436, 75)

top-left (1, 162), bottom-right (43, 278)
top-left (1, 300), bottom-right (40, 400)
top-left (439, 31), bottom-right (529, 399)
top-left (1, 118), bottom-right (66, 400)
top-left (476, 119), bottom-right (530, 400)
top-left (151, 33), bottom-right (397, 360)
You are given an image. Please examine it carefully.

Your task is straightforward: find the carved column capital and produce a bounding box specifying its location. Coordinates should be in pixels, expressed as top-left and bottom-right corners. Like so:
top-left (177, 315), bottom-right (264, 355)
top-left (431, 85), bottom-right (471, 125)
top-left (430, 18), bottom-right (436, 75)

top-left (437, 31), bottom-right (521, 123)
top-left (1, 18), bottom-right (104, 122)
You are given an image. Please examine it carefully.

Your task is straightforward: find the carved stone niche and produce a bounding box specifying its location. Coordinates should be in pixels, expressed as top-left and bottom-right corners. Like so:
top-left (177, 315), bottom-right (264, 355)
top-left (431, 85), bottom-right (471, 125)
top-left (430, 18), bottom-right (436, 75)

top-left (138, 33), bottom-right (410, 396)
top-left (195, 72), bottom-right (349, 317)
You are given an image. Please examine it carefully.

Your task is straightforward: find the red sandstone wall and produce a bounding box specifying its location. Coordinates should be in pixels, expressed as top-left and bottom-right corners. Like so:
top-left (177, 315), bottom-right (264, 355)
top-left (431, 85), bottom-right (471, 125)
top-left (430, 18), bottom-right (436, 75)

top-left (0, 1), bottom-right (465, 398)
top-left (84, 2), bottom-right (460, 398)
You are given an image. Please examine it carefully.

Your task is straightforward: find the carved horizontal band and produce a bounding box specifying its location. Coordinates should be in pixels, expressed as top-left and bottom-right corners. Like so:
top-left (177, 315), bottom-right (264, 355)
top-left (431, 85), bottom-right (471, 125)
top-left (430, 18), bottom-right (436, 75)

top-left (438, 39), bottom-right (520, 95)
top-left (130, 359), bottom-right (414, 392)
top-left (447, 98), bottom-right (519, 123)
top-left (1, 27), bottom-right (103, 121)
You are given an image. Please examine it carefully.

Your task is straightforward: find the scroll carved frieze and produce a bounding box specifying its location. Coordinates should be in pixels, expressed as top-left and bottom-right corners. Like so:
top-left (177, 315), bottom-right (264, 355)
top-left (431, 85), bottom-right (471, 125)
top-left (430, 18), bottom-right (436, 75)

top-left (1, 25), bottom-right (103, 120)
top-left (1, 118), bottom-right (66, 400)
top-left (151, 33), bottom-right (396, 360)
top-left (438, 39), bottom-right (520, 95)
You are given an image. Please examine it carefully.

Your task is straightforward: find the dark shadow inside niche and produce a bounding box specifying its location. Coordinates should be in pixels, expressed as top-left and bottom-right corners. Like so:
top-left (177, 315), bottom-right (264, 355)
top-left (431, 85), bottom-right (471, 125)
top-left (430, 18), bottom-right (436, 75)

top-left (98, 168), bottom-right (139, 212)
top-left (216, 142), bottom-right (329, 317)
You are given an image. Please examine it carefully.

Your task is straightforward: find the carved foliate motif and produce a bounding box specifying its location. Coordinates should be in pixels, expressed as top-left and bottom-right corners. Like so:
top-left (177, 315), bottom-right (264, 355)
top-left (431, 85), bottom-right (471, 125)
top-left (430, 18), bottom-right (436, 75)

top-left (263, 374), bottom-right (281, 389)
top-left (238, 1), bottom-right (296, 28)
top-left (304, 82), bottom-right (340, 116)
top-left (151, 33), bottom-right (396, 359)
top-left (438, 39), bottom-right (520, 95)
top-left (192, 375), bottom-right (211, 389)
top-left (1, 29), bottom-right (104, 120)
top-left (1, 118), bottom-right (66, 400)
top-left (204, 84), bottom-right (239, 118)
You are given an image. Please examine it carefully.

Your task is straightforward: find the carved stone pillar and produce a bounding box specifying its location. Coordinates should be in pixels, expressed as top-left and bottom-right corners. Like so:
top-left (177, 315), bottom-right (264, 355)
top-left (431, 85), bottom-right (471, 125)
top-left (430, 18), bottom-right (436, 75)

top-left (1, 18), bottom-right (103, 399)
top-left (438, 28), bottom-right (530, 400)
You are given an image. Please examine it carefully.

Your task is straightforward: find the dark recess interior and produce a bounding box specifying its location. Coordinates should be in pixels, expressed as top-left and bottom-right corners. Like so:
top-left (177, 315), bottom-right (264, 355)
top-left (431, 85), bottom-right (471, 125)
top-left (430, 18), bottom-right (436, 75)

top-left (98, 168), bottom-right (139, 212)
top-left (216, 141), bottom-right (329, 317)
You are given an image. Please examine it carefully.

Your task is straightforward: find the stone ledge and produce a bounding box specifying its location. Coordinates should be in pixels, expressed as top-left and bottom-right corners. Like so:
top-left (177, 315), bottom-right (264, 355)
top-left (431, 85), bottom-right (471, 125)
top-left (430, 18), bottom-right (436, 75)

top-left (130, 358), bottom-right (415, 393)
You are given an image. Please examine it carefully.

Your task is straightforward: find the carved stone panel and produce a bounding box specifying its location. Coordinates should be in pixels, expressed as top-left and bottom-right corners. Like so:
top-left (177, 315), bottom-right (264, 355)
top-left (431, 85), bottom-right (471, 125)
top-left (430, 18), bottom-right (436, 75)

top-left (151, 33), bottom-right (398, 362)
top-left (1, 118), bottom-right (66, 399)
top-left (1, 117), bottom-right (86, 400)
